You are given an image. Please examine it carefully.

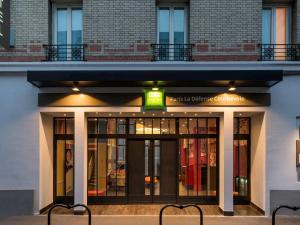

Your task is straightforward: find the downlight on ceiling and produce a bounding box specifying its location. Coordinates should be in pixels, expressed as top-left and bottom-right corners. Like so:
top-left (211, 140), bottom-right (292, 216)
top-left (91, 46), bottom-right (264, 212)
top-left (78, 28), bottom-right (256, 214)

top-left (72, 81), bottom-right (80, 92)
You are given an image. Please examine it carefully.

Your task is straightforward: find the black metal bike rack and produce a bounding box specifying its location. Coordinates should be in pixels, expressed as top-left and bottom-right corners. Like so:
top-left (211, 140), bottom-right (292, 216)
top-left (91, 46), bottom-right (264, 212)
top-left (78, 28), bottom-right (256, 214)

top-left (47, 204), bottom-right (91, 225)
top-left (159, 204), bottom-right (203, 225)
top-left (272, 205), bottom-right (300, 225)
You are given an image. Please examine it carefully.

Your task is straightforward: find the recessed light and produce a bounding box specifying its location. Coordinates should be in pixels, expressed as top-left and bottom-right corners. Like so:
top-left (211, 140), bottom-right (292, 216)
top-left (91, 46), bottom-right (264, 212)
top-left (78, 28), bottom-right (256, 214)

top-left (72, 81), bottom-right (80, 92)
top-left (194, 113), bottom-right (198, 116)
top-left (152, 87), bottom-right (159, 91)
top-left (152, 113), bottom-right (155, 116)
top-left (64, 113), bottom-right (67, 117)
top-left (108, 113), bottom-right (112, 117)
top-left (184, 112), bottom-right (187, 114)
top-left (162, 112), bottom-right (166, 115)
top-left (239, 113), bottom-right (243, 116)
top-left (171, 113), bottom-right (174, 116)
top-left (119, 112), bottom-right (122, 115)
top-left (143, 112), bottom-right (145, 115)
top-left (132, 113), bottom-right (136, 116)
top-left (209, 112), bottom-right (212, 115)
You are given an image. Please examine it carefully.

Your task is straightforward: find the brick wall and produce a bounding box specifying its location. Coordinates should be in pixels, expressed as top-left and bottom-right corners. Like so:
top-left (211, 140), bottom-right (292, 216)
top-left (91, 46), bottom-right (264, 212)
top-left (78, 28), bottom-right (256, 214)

top-left (0, 0), bottom-right (49, 61)
top-left (190, 0), bottom-right (262, 61)
top-left (1, 0), bottom-right (299, 62)
top-left (83, 0), bottom-right (156, 61)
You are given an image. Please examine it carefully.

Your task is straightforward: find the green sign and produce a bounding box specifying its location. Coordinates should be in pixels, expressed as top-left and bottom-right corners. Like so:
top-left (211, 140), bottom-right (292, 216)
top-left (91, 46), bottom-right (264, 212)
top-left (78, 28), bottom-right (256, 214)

top-left (144, 89), bottom-right (165, 110)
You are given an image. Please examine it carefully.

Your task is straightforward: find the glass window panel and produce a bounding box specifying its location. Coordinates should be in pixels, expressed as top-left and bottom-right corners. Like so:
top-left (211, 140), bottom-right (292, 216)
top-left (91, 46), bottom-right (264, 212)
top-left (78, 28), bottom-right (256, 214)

top-left (145, 140), bottom-right (150, 196)
top-left (276, 8), bottom-right (287, 45)
top-left (207, 138), bottom-right (217, 196)
top-left (88, 118), bottom-right (98, 134)
top-left (239, 140), bottom-right (248, 197)
top-left (136, 118), bottom-right (144, 134)
top-left (174, 8), bottom-right (185, 45)
top-left (55, 118), bottom-right (65, 134)
top-left (233, 140), bottom-right (239, 196)
top-left (107, 139), bottom-right (117, 196)
top-left (239, 118), bottom-right (250, 134)
top-left (179, 139), bottom-right (188, 196)
top-left (153, 118), bottom-right (161, 134)
top-left (198, 118), bottom-right (207, 134)
top-left (129, 118), bottom-right (136, 134)
top-left (66, 118), bottom-right (74, 134)
top-left (57, 9), bottom-right (67, 45)
top-left (161, 118), bottom-right (169, 134)
top-left (107, 118), bottom-right (116, 134)
top-left (262, 9), bottom-right (272, 44)
top-left (208, 118), bottom-right (217, 134)
top-left (234, 118), bottom-right (238, 134)
top-left (169, 118), bottom-right (176, 134)
top-left (117, 118), bottom-right (126, 134)
top-left (154, 140), bottom-right (160, 196)
top-left (188, 118), bottom-right (197, 134)
top-left (159, 8), bottom-right (170, 44)
top-left (188, 139), bottom-right (197, 196)
top-left (65, 140), bottom-right (74, 196)
top-left (179, 118), bottom-right (188, 134)
top-left (98, 119), bottom-right (108, 134)
top-left (56, 140), bottom-right (65, 196)
top-left (198, 138), bottom-right (207, 196)
top-left (98, 139), bottom-right (107, 196)
top-left (71, 9), bottom-right (82, 45)
top-left (88, 138), bottom-right (97, 196)
top-left (117, 139), bottom-right (126, 196)
top-left (145, 119), bottom-right (153, 134)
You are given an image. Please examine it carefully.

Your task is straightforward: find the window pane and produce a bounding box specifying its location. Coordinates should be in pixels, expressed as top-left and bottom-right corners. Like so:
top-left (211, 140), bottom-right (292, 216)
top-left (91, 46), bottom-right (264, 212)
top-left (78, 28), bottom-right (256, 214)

top-left (117, 139), bottom-right (126, 196)
top-left (189, 118), bottom-right (197, 134)
top-left (161, 118), bottom-right (169, 134)
top-left (129, 119), bottom-right (136, 134)
top-left (65, 140), bottom-right (74, 196)
top-left (66, 118), bottom-right (74, 134)
top-left (198, 138), bottom-right (207, 196)
top-left (174, 8), bottom-right (185, 44)
top-left (198, 118), bottom-right (207, 134)
top-left (208, 118), bottom-right (217, 134)
top-left (179, 139), bottom-right (188, 196)
top-left (57, 9), bottom-right (67, 45)
top-left (234, 118), bottom-right (238, 134)
top-left (154, 140), bottom-right (160, 196)
top-left (117, 118), bottom-right (126, 134)
top-left (145, 119), bottom-right (152, 134)
top-left (153, 118), bottom-right (161, 134)
top-left (145, 140), bottom-right (150, 196)
top-left (107, 118), bottom-right (116, 134)
top-left (88, 138), bottom-right (97, 196)
top-left (71, 9), bottom-right (82, 45)
top-left (276, 8), bottom-right (287, 45)
top-left (159, 8), bottom-right (170, 44)
top-left (179, 118), bottom-right (188, 134)
top-left (55, 118), bottom-right (65, 134)
top-left (136, 118), bottom-right (144, 134)
top-left (239, 118), bottom-right (250, 134)
top-left (262, 9), bottom-right (272, 44)
top-left (98, 119), bottom-right (108, 134)
top-left (98, 139), bottom-right (107, 196)
top-left (169, 118), bottom-right (176, 134)
top-left (107, 139), bottom-right (117, 196)
top-left (207, 138), bottom-right (217, 196)
top-left (56, 140), bottom-right (65, 196)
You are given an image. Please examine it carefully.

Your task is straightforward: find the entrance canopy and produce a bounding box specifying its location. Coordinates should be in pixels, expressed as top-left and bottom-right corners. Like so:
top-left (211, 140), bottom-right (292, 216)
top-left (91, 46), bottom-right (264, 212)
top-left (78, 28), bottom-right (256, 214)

top-left (27, 69), bottom-right (283, 88)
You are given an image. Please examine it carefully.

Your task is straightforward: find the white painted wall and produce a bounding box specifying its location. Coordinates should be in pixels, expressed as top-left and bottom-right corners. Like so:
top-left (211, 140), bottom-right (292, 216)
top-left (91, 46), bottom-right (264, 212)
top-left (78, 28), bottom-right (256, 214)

top-left (266, 76), bottom-right (300, 214)
top-left (39, 113), bottom-right (53, 210)
top-left (251, 113), bottom-right (266, 211)
top-left (0, 74), bottom-right (39, 213)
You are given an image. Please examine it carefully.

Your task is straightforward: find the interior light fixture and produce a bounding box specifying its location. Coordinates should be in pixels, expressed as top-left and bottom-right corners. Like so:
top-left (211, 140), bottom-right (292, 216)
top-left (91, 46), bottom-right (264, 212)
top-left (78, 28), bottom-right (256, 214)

top-left (228, 81), bottom-right (236, 92)
top-left (152, 81), bottom-right (159, 91)
top-left (72, 81), bottom-right (80, 92)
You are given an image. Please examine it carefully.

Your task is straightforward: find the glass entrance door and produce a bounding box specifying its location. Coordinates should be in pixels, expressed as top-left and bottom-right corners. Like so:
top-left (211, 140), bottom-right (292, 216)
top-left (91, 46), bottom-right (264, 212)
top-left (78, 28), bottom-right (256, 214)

top-left (128, 139), bottom-right (177, 203)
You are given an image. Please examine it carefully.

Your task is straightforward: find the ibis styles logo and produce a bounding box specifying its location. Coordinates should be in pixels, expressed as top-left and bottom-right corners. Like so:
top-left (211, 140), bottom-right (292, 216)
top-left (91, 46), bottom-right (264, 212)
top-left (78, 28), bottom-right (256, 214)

top-left (144, 89), bottom-right (165, 110)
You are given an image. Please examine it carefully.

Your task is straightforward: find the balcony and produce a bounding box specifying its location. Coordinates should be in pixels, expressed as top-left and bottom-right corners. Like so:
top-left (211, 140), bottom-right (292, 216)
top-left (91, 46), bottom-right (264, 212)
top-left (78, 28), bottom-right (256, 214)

top-left (151, 44), bottom-right (194, 61)
top-left (43, 44), bottom-right (87, 61)
top-left (260, 44), bottom-right (300, 61)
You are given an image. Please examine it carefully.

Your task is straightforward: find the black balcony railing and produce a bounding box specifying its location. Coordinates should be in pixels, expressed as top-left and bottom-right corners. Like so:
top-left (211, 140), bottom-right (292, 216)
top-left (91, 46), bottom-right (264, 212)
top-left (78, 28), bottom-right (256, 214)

top-left (152, 44), bottom-right (194, 61)
top-left (43, 44), bottom-right (87, 61)
top-left (260, 44), bottom-right (300, 61)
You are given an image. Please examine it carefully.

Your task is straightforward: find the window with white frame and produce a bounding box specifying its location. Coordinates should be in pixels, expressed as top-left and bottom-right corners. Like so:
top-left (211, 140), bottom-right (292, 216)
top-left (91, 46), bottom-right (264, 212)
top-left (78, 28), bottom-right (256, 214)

top-left (156, 5), bottom-right (188, 60)
top-left (53, 6), bottom-right (83, 60)
top-left (262, 5), bottom-right (292, 60)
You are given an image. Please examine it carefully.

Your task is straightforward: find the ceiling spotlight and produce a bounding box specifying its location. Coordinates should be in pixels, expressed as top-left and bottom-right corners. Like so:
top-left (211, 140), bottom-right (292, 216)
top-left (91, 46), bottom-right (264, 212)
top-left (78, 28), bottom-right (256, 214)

top-left (228, 81), bottom-right (236, 92)
top-left (152, 81), bottom-right (159, 91)
top-left (119, 112), bottom-right (122, 115)
top-left (170, 113), bottom-right (174, 116)
top-left (64, 113), bottom-right (67, 117)
top-left (72, 81), bottom-right (80, 92)
top-left (108, 113), bottom-right (112, 117)
top-left (132, 113), bottom-right (136, 116)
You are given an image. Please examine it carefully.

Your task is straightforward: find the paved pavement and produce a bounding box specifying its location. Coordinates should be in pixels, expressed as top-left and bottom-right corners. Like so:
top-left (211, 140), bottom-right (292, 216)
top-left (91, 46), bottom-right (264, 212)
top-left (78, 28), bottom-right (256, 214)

top-left (0, 215), bottom-right (300, 225)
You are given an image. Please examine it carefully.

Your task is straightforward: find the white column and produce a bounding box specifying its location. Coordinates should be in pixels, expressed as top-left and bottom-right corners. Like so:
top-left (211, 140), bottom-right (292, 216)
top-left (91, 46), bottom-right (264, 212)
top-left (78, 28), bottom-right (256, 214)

top-left (74, 111), bottom-right (87, 212)
top-left (219, 110), bottom-right (234, 215)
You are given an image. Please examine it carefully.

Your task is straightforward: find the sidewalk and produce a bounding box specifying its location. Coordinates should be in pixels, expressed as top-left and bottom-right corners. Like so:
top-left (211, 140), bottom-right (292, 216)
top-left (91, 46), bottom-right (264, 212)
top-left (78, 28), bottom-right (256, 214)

top-left (1, 215), bottom-right (300, 225)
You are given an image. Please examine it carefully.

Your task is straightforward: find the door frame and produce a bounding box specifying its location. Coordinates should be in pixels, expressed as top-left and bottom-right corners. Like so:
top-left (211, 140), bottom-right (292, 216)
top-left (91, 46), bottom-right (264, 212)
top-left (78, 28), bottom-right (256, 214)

top-left (53, 117), bottom-right (75, 204)
top-left (127, 138), bottom-right (178, 204)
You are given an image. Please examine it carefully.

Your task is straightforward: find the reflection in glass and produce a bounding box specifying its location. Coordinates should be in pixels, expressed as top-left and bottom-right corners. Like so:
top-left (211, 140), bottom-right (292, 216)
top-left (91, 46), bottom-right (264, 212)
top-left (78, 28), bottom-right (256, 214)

top-left (65, 140), bottom-right (74, 196)
top-left (159, 8), bottom-right (170, 44)
top-left (198, 118), bottom-right (207, 134)
top-left (145, 119), bottom-right (153, 134)
top-left (56, 140), bottom-right (65, 196)
top-left (153, 119), bottom-right (160, 134)
top-left (154, 140), bottom-right (160, 196)
top-left (179, 118), bottom-right (188, 134)
top-left (145, 140), bottom-right (150, 196)
top-left (57, 8), bottom-right (68, 60)
top-left (55, 118), bottom-right (65, 134)
top-left (189, 118), bottom-right (197, 134)
top-left (66, 118), bottom-right (74, 134)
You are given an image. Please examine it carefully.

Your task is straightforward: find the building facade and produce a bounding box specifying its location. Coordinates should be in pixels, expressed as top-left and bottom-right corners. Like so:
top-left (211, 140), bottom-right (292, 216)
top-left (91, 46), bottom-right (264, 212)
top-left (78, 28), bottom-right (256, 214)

top-left (0, 0), bottom-right (300, 217)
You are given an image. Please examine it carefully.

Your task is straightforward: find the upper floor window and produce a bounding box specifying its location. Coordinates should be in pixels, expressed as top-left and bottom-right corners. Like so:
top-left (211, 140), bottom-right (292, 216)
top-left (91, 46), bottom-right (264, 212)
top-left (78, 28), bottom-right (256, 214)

top-left (50, 5), bottom-right (83, 61)
top-left (262, 6), bottom-right (292, 60)
top-left (153, 5), bottom-right (192, 61)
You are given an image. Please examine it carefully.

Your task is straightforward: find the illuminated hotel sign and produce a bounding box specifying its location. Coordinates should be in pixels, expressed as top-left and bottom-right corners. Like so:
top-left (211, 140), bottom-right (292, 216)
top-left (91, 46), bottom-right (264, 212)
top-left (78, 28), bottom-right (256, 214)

top-left (0, 0), bottom-right (10, 48)
top-left (144, 89), bottom-right (166, 110)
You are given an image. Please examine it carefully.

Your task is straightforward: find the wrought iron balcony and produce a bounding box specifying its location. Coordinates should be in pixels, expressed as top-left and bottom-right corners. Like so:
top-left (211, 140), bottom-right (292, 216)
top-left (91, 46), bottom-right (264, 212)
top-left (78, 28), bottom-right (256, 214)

top-left (260, 44), bottom-right (300, 61)
top-left (152, 44), bottom-right (194, 61)
top-left (43, 44), bottom-right (87, 61)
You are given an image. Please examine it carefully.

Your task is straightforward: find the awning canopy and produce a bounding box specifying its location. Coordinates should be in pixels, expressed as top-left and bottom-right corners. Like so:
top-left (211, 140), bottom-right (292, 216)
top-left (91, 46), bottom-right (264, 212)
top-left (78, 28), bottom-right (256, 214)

top-left (27, 69), bottom-right (283, 88)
